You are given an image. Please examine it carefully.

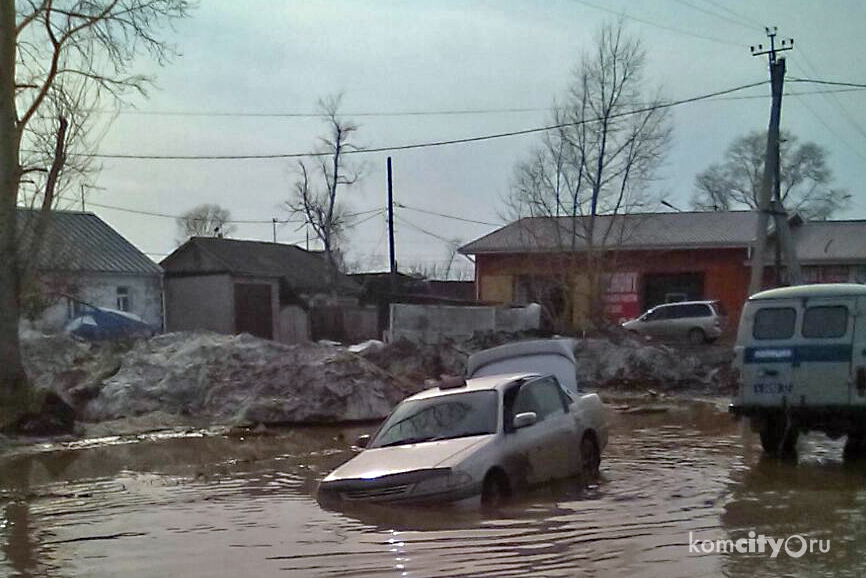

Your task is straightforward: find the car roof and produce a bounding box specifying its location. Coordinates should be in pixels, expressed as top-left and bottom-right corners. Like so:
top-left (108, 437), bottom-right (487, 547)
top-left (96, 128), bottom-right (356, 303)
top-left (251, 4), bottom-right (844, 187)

top-left (405, 372), bottom-right (541, 402)
top-left (750, 283), bottom-right (866, 301)
top-left (652, 300), bottom-right (717, 308)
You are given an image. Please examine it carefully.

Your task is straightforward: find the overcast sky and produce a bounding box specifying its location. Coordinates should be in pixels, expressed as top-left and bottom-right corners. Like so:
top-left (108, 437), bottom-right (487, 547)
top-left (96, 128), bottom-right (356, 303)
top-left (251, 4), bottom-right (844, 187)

top-left (70, 0), bottom-right (866, 277)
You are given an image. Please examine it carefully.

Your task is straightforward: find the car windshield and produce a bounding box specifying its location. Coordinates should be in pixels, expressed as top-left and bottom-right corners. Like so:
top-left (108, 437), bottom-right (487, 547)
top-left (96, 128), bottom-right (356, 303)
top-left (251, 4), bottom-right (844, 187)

top-left (369, 390), bottom-right (498, 448)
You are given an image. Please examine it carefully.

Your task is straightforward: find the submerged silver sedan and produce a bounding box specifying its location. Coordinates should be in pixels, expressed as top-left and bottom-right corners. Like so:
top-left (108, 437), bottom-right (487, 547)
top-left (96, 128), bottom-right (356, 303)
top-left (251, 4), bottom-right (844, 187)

top-left (317, 372), bottom-right (608, 506)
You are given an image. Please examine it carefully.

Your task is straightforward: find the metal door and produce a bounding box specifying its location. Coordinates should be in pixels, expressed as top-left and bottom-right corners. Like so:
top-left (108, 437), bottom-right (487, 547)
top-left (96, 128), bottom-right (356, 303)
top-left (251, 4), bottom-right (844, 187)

top-left (793, 298), bottom-right (855, 406)
top-left (234, 282), bottom-right (273, 340)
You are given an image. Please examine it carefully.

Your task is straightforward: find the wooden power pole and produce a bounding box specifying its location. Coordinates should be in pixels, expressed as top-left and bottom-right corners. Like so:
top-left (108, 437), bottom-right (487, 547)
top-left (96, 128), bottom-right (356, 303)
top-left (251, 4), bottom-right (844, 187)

top-left (748, 27), bottom-right (802, 295)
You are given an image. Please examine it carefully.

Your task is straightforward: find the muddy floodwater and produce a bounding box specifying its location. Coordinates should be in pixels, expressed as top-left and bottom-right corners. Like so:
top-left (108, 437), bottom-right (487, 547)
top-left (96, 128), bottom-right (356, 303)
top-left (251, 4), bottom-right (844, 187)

top-left (2, 400), bottom-right (865, 577)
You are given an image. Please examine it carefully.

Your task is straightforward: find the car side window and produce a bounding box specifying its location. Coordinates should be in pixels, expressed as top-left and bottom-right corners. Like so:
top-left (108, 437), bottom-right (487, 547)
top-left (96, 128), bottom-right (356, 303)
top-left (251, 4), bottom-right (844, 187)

top-left (512, 378), bottom-right (567, 422)
top-left (802, 306), bottom-right (848, 339)
top-left (753, 307), bottom-right (797, 340)
top-left (685, 304), bottom-right (712, 318)
top-left (645, 307), bottom-right (666, 321)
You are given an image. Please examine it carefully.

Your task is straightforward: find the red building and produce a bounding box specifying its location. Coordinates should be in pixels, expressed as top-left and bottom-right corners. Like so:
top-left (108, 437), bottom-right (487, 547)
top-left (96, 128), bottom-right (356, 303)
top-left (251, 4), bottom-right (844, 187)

top-left (459, 211), bottom-right (866, 333)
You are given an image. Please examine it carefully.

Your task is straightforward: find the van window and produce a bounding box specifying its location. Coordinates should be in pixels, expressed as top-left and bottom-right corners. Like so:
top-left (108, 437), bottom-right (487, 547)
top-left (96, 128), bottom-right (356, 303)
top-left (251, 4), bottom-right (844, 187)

top-left (682, 304), bottom-right (711, 318)
top-left (645, 307), bottom-right (671, 321)
top-left (753, 307), bottom-right (796, 340)
top-left (802, 306), bottom-right (848, 339)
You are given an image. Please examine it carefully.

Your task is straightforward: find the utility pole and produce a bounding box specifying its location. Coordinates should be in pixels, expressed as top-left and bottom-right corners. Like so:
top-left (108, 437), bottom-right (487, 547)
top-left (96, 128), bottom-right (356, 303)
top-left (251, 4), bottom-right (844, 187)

top-left (272, 218), bottom-right (277, 243)
top-left (748, 27), bottom-right (801, 295)
top-left (387, 157), bottom-right (397, 292)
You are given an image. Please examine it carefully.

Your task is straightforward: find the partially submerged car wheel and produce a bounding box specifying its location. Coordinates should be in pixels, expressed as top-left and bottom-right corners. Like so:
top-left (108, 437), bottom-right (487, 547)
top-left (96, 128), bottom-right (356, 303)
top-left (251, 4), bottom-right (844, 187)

top-left (580, 433), bottom-right (601, 478)
top-left (481, 470), bottom-right (510, 507)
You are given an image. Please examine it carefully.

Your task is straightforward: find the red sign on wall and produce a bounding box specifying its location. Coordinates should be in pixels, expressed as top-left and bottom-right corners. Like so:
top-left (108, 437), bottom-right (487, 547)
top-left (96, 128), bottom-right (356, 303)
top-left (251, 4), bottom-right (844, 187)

top-left (603, 272), bottom-right (640, 324)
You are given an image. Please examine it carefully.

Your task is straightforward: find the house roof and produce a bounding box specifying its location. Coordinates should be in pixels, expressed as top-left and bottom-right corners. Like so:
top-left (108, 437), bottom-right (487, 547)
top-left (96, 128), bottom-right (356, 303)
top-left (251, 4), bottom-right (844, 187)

top-left (777, 220), bottom-right (866, 264)
top-left (161, 237), bottom-right (358, 294)
top-left (459, 211), bottom-right (759, 254)
top-left (17, 208), bottom-right (161, 275)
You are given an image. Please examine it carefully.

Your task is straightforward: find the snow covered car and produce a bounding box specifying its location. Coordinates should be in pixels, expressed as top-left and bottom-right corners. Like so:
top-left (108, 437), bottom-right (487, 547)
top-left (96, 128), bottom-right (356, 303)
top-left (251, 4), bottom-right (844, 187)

top-left (65, 307), bottom-right (155, 341)
top-left (317, 340), bottom-right (607, 506)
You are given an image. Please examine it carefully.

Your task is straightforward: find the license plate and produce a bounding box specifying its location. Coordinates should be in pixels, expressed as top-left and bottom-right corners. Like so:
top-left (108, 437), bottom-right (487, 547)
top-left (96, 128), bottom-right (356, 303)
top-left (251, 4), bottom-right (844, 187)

top-left (753, 383), bottom-right (793, 395)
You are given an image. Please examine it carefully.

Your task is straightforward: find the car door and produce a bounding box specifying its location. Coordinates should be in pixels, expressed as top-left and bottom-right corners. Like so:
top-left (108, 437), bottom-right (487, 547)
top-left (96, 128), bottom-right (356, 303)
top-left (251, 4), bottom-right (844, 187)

top-left (508, 377), bottom-right (574, 483)
top-left (793, 298), bottom-right (855, 405)
top-left (666, 304), bottom-right (691, 340)
top-left (641, 307), bottom-right (669, 339)
top-left (741, 303), bottom-right (797, 407)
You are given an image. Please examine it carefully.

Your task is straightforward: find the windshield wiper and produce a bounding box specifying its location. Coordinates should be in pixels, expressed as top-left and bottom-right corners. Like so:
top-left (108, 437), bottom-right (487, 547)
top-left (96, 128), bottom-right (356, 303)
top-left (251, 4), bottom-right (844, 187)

top-left (379, 431), bottom-right (491, 447)
top-left (378, 436), bottom-right (436, 448)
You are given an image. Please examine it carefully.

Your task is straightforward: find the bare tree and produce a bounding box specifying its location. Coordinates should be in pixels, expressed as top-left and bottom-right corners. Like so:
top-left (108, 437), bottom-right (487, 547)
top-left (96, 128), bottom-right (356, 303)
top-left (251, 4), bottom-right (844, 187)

top-left (505, 21), bottom-right (672, 330)
top-left (286, 94), bottom-right (364, 281)
top-left (691, 130), bottom-right (850, 219)
top-left (1, 1), bottom-right (193, 424)
top-left (176, 203), bottom-right (237, 243)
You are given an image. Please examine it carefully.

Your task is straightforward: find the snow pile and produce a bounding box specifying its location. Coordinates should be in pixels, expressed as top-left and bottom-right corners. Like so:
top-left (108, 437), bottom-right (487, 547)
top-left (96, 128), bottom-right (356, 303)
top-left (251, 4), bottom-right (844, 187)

top-left (573, 338), bottom-right (730, 390)
top-left (72, 332), bottom-right (405, 425)
top-left (359, 338), bottom-right (470, 386)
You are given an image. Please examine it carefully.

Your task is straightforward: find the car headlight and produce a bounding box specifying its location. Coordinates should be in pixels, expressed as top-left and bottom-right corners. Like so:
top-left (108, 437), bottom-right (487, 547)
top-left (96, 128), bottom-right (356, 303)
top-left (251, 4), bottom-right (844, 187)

top-left (412, 471), bottom-right (474, 494)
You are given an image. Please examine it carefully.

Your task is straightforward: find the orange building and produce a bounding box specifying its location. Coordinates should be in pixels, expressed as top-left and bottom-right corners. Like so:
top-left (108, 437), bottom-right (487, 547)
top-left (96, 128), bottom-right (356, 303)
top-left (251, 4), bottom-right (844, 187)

top-left (459, 211), bottom-right (866, 333)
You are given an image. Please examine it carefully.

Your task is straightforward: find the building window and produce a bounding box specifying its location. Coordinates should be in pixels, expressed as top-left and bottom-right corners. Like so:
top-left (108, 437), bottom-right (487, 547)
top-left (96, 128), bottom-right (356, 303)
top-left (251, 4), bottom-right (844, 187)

top-left (116, 286), bottom-right (131, 312)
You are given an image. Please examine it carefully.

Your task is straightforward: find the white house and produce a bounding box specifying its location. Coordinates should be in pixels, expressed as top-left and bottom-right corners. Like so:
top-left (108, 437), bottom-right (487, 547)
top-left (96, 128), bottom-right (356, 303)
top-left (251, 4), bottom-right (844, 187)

top-left (18, 208), bottom-right (163, 332)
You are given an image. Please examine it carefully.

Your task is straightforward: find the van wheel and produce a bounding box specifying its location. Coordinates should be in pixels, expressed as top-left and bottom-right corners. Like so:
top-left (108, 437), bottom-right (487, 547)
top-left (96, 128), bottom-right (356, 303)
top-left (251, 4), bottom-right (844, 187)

top-left (759, 416), bottom-right (798, 457)
top-left (580, 433), bottom-right (601, 478)
top-left (843, 435), bottom-right (866, 460)
top-left (688, 328), bottom-right (706, 345)
top-left (481, 470), bottom-right (511, 507)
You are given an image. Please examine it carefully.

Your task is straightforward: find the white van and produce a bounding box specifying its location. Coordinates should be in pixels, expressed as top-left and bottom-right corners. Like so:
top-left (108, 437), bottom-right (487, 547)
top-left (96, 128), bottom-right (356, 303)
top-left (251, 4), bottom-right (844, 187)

top-left (730, 283), bottom-right (866, 457)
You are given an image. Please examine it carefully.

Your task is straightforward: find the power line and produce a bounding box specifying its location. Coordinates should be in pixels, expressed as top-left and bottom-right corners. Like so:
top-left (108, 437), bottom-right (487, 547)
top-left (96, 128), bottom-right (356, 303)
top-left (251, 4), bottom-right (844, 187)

top-left (394, 214), bottom-right (457, 244)
top-left (63, 80), bottom-right (768, 161)
top-left (88, 200), bottom-right (383, 222)
top-left (668, 0), bottom-right (759, 33)
top-left (786, 69), bottom-right (866, 164)
top-left (788, 78), bottom-right (866, 89)
top-left (395, 202), bottom-right (503, 226)
top-left (101, 106), bottom-right (549, 118)
top-left (566, 0), bottom-right (742, 47)
top-left (790, 65), bottom-right (866, 144)
top-left (89, 88), bottom-right (866, 118)
top-left (696, 0), bottom-right (763, 29)
top-left (352, 209), bottom-right (387, 228)
top-left (87, 201), bottom-right (299, 223)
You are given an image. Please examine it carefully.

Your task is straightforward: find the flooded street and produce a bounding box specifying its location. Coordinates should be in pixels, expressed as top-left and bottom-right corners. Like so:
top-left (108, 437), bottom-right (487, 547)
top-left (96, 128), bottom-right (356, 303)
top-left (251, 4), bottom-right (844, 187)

top-left (2, 401), bottom-right (864, 577)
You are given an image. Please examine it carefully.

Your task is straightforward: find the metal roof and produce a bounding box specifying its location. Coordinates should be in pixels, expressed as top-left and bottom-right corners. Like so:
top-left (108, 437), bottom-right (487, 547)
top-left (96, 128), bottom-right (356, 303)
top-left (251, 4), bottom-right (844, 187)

top-left (459, 211), bottom-right (759, 254)
top-left (771, 220), bottom-right (866, 264)
top-left (17, 208), bottom-right (161, 275)
top-left (161, 237), bottom-right (359, 294)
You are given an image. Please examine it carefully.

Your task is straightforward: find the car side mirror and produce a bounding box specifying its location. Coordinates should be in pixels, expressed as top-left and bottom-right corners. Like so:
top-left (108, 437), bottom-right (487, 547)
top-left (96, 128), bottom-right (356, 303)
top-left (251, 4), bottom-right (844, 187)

top-left (512, 412), bottom-right (537, 430)
top-left (354, 434), bottom-right (370, 448)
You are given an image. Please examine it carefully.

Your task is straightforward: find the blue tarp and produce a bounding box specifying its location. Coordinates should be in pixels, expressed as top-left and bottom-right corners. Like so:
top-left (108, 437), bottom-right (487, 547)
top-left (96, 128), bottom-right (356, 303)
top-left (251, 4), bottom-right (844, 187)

top-left (66, 308), bottom-right (155, 341)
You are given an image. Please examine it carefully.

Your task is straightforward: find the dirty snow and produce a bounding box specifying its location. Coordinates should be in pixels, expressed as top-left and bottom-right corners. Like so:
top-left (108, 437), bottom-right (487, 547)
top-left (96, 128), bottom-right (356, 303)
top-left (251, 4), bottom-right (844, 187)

top-left (19, 329), bottom-right (733, 436)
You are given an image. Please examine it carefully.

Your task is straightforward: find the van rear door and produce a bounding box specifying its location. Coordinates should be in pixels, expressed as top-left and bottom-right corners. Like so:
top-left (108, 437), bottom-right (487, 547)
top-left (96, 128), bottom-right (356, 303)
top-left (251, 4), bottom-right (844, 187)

top-left (741, 303), bottom-right (798, 407)
top-left (793, 298), bottom-right (855, 406)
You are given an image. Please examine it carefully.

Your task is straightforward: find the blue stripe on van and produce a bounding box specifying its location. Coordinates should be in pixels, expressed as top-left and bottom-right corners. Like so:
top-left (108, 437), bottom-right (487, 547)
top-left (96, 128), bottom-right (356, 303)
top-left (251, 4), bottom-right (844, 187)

top-left (744, 344), bottom-right (852, 364)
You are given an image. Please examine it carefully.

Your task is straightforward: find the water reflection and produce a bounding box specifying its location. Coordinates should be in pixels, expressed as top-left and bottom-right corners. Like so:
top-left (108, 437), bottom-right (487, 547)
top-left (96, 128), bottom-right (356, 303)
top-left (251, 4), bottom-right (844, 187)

top-left (719, 441), bottom-right (866, 577)
top-left (0, 402), bottom-right (864, 577)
